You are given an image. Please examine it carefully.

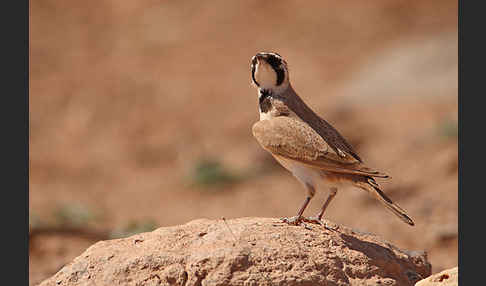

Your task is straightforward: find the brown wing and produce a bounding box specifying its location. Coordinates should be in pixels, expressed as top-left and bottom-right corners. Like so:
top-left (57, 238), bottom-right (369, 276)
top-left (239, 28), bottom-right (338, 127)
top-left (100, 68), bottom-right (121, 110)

top-left (252, 117), bottom-right (389, 178)
top-left (274, 88), bottom-right (363, 162)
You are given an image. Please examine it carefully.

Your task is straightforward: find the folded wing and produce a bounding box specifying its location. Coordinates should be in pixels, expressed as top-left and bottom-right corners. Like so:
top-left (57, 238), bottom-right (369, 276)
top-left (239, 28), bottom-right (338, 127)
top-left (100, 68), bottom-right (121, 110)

top-left (252, 117), bottom-right (389, 178)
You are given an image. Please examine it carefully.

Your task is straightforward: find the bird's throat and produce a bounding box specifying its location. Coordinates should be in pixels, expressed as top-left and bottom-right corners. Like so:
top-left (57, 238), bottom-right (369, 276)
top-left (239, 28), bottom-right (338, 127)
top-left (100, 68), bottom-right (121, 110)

top-left (258, 89), bottom-right (273, 114)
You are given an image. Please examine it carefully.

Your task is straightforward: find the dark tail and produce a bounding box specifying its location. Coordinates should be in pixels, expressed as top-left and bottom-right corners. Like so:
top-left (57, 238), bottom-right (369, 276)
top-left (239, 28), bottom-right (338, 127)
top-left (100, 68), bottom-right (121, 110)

top-left (355, 177), bottom-right (414, 226)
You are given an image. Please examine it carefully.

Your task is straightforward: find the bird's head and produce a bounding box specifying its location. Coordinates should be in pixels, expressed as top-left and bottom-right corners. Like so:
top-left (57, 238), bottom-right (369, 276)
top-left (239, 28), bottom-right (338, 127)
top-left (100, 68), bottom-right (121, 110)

top-left (250, 52), bottom-right (290, 95)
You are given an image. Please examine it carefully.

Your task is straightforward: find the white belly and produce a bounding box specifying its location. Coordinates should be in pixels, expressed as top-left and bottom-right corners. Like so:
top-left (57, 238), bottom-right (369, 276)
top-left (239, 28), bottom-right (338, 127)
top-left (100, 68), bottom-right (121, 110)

top-left (272, 154), bottom-right (351, 190)
top-left (272, 155), bottom-right (321, 187)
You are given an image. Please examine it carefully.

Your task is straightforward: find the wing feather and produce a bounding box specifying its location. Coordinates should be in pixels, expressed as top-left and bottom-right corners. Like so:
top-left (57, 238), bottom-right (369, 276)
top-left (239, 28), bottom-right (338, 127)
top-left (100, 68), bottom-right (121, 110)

top-left (252, 117), bottom-right (389, 178)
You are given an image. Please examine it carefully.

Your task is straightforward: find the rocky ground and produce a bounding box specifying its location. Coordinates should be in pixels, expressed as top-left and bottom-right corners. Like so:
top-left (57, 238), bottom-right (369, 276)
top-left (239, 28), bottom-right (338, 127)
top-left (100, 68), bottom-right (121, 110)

top-left (416, 267), bottom-right (458, 286)
top-left (39, 218), bottom-right (432, 286)
top-left (29, 1), bottom-right (457, 285)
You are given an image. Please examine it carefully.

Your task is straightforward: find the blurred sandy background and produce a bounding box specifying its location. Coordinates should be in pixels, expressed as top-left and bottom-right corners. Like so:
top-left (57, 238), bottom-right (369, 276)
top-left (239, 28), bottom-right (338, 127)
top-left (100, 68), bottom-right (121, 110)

top-left (29, 1), bottom-right (458, 285)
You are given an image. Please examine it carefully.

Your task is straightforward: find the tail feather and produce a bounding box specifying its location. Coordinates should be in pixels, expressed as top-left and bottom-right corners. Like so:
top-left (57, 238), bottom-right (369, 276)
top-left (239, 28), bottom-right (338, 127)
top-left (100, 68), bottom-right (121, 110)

top-left (356, 177), bottom-right (414, 226)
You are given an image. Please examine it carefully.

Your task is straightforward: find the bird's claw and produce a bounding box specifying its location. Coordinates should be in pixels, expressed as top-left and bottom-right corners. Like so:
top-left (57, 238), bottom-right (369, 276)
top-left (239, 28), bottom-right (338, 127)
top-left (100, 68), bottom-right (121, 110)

top-left (302, 216), bottom-right (337, 231)
top-left (302, 216), bottom-right (324, 225)
top-left (280, 216), bottom-right (304, 226)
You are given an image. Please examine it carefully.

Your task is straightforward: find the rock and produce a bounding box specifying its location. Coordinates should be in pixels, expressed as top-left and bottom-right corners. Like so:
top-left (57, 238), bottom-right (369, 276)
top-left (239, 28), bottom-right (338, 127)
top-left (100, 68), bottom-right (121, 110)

top-left (415, 267), bottom-right (458, 286)
top-left (39, 217), bottom-right (431, 286)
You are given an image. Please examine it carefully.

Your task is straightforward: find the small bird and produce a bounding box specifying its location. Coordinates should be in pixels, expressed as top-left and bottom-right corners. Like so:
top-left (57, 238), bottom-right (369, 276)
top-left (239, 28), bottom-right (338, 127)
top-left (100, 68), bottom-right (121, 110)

top-left (250, 51), bottom-right (414, 226)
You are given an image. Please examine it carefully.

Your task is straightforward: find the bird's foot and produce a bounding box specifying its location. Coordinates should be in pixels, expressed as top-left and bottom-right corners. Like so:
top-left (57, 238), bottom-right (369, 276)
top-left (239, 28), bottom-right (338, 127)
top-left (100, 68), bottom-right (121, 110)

top-left (303, 216), bottom-right (338, 231)
top-left (280, 215), bottom-right (304, 226)
top-left (302, 216), bottom-right (324, 225)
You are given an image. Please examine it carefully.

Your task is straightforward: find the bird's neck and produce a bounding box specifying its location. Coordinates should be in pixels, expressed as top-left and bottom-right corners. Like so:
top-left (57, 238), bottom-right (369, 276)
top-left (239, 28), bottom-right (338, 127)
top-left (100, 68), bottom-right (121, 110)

top-left (258, 84), bottom-right (298, 121)
top-left (257, 83), bottom-right (292, 102)
top-left (258, 84), bottom-right (321, 122)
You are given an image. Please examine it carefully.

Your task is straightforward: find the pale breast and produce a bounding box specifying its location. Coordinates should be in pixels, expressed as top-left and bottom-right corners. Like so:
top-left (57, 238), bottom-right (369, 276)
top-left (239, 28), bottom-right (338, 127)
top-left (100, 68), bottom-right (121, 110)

top-left (259, 110), bottom-right (274, 121)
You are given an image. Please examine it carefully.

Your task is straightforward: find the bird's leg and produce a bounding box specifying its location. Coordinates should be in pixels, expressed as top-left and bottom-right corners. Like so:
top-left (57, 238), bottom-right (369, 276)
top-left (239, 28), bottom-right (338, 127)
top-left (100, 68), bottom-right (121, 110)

top-left (281, 183), bottom-right (315, 225)
top-left (304, 187), bottom-right (338, 226)
top-left (317, 187), bottom-right (338, 220)
top-left (281, 196), bottom-right (310, 225)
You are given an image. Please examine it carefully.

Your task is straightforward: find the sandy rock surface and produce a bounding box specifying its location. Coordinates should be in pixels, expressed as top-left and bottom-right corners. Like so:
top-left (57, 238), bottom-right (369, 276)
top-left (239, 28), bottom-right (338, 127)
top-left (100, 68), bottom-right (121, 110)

top-left (415, 267), bottom-right (458, 286)
top-left (39, 217), bottom-right (431, 286)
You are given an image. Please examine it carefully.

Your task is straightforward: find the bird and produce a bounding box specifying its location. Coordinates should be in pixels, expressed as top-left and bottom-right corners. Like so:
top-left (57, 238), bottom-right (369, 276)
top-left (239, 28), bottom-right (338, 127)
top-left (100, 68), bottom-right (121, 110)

top-left (249, 51), bottom-right (414, 227)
